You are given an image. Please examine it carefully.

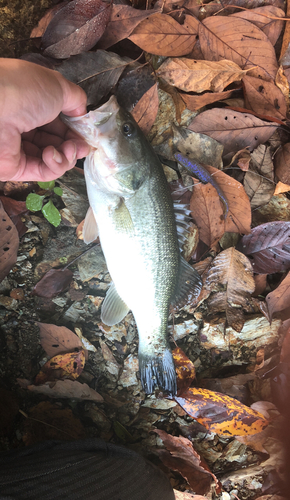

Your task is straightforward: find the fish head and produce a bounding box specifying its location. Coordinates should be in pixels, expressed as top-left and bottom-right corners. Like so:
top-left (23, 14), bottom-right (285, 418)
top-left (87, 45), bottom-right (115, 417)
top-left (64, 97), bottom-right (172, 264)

top-left (62, 96), bottom-right (150, 195)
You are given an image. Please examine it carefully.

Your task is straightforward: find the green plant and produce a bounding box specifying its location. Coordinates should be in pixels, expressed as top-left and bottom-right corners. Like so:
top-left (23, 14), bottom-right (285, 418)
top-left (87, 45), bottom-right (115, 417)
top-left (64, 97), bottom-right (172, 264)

top-left (26, 181), bottom-right (63, 227)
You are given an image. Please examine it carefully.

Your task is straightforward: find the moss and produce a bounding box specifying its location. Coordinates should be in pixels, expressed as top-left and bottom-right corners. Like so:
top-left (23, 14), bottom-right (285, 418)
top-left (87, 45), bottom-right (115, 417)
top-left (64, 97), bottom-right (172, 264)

top-left (0, 0), bottom-right (54, 58)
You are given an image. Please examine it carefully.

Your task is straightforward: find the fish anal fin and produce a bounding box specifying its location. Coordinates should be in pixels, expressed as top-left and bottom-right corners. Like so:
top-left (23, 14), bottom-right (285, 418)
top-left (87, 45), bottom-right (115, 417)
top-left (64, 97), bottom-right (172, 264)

top-left (83, 207), bottom-right (99, 244)
top-left (171, 256), bottom-right (202, 312)
top-left (101, 282), bottom-right (130, 326)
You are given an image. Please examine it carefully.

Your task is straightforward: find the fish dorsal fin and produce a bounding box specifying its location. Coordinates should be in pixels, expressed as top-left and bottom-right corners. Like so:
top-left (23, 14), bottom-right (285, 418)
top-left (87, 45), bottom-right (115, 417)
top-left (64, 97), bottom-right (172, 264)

top-left (101, 282), bottom-right (130, 326)
top-left (83, 207), bottom-right (99, 244)
top-left (173, 202), bottom-right (192, 251)
top-left (171, 256), bottom-right (202, 311)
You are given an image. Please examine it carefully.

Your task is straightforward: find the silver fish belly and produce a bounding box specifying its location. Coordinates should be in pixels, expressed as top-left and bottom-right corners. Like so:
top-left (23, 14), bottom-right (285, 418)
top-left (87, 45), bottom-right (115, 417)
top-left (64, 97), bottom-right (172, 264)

top-left (62, 96), bottom-right (202, 394)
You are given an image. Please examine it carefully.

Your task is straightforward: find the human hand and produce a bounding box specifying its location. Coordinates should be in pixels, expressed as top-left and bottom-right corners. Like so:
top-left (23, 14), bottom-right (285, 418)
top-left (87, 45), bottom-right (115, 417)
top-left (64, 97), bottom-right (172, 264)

top-left (0, 58), bottom-right (90, 182)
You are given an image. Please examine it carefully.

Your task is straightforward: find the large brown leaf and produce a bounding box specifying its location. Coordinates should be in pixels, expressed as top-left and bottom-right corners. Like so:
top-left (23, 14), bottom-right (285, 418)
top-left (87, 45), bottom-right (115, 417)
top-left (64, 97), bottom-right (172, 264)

top-left (266, 271), bottom-right (290, 321)
top-left (180, 88), bottom-right (235, 111)
top-left (188, 108), bottom-right (278, 158)
top-left (0, 201), bottom-right (19, 283)
top-left (32, 268), bottom-right (73, 299)
top-left (204, 247), bottom-right (255, 331)
top-left (243, 144), bottom-right (275, 209)
top-left (243, 75), bottom-right (286, 120)
top-left (42, 0), bottom-right (111, 59)
top-left (38, 323), bottom-right (82, 358)
top-left (157, 58), bottom-right (249, 93)
top-left (274, 143), bottom-right (290, 184)
top-left (155, 430), bottom-right (219, 496)
top-left (97, 5), bottom-right (160, 50)
top-left (238, 221), bottom-right (290, 274)
top-left (199, 16), bottom-right (278, 81)
top-left (190, 182), bottom-right (225, 247)
top-left (129, 13), bottom-right (198, 57)
top-left (231, 6), bottom-right (285, 46)
top-left (131, 83), bottom-right (159, 135)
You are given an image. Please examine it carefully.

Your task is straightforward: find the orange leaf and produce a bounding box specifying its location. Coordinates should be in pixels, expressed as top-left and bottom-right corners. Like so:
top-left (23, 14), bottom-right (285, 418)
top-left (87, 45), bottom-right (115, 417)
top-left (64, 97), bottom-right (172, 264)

top-left (181, 88), bottom-right (234, 112)
top-left (35, 350), bottom-right (85, 384)
top-left (175, 388), bottom-right (269, 436)
top-left (190, 182), bottom-right (224, 247)
top-left (172, 347), bottom-right (196, 395)
top-left (131, 83), bottom-right (159, 135)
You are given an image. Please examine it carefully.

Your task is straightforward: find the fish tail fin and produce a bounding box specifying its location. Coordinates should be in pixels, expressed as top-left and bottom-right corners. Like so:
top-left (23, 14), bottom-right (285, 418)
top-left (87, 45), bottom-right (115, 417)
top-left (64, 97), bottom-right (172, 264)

top-left (138, 348), bottom-right (177, 395)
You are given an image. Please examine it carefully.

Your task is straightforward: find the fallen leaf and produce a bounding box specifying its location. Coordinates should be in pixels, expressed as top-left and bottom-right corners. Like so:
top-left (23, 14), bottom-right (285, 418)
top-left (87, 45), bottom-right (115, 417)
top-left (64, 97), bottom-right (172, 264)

top-left (274, 181), bottom-right (290, 195)
top-left (172, 347), bottom-right (196, 395)
top-left (243, 144), bottom-right (275, 209)
top-left (58, 50), bottom-right (130, 107)
top-left (204, 247), bottom-right (255, 331)
top-left (30, 2), bottom-right (68, 38)
top-left (42, 0), bottom-right (111, 59)
top-left (155, 429), bottom-right (220, 495)
top-left (0, 201), bottom-right (19, 283)
top-left (231, 6), bottom-right (285, 46)
top-left (38, 323), bottom-right (83, 357)
top-left (199, 16), bottom-right (278, 81)
top-left (266, 271), bottom-right (290, 321)
top-left (22, 401), bottom-right (86, 446)
top-left (0, 196), bottom-right (28, 237)
top-left (23, 379), bottom-right (103, 402)
top-left (238, 221), bottom-right (290, 274)
top-left (175, 387), bottom-right (269, 435)
top-left (157, 58), bottom-right (248, 93)
top-left (131, 83), bottom-right (159, 135)
top-left (274, 143), bottom-right (290, 185)
top-left (253, 274), bottom-right (268, 296)
top-left (35, 350), bottom-right (85, 384)
top-left (243, 76), bottom-right (286, 120)
top-left (190, 181), bottom-right (225, 247)
top-left (32, 268), bottom-right (73, 298)
top-left (97, 4), bottom-right (160, 50)
top-left (188, 108), bottom-right (277, 159)
top-left (129, 13), bottom-right (198, 57)
top-left (180, 88), bottom-right (234, 112)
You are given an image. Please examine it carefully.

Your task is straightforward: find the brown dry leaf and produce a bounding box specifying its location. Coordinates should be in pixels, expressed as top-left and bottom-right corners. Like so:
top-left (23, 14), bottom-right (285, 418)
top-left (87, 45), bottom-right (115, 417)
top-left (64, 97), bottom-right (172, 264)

top-left (30, 2), bottom-right (68, 38)
top-left (22, 401), bottom-right (86, 446)
top-left (203, 165), bottom-right (252, 234)
top-left (274, 143), bottom-right (290, 184)
top-left (243, 76), bottom-right (286, 120)
top-left (175, 387), bottom-right (269, 435)
top-left (172, 347), bottom-right (196, 395)
top-left (230, 148), bottom-right (252, 171)
top-left (0, 196), bottom-right (28, 238)
top-left (181, 88), bottom-right (234, 112)
top-left (42, 0), bottom-right (111, 59)
top-left (32, 268), bottom-right (73, 299)
top-left (0, 201), bottom-right (19, 283)
top-left (243, 144), bottom-right (275, 209)
top-left (24, 379), bottom-right (104, 402)
top-left (129, 13), bottom-right (198, 57)
top-left (190, 181), bottom-right (225, 247)
top-left (199, 16), bottom-right (278, 81)
top-left (274, 181), bottom-right (290, 194)
top-left (155, 430), bottom-right (220, 495)
top-left (253, 274), bottom-right (267, 296)
top-left (38, 323), bottom-right (83, 357)
top-left (157, 58), bottom-right (249, 93)
top-left (204, 247), bottom-right (255, 332)
top-left (97, 4), bottom-right (160, 50)
top-left (188, 108), bottom-right (278, 159)
top-left (231, 6), bottom-right (285, 46)
top-left (266, 271), bottom-right (290, 321)
top-left (275, 65), bottom-right (290, 112)
top-left (174, 493), bottom-right (207, 500)
top-left (131, 83), bottom-right (159, 135)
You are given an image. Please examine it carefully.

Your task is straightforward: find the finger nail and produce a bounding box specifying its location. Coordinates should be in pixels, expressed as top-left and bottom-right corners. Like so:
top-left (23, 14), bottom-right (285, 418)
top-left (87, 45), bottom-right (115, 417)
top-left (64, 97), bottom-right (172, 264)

top-left (67, 142), bottom-right (77, 163)
top-left (53, 148), bottom-right (63, 164)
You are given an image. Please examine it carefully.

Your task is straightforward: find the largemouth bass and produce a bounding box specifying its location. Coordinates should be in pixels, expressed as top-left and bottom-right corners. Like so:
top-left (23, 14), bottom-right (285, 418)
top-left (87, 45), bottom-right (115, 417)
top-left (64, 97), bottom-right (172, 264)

top-left (62, 96), bottom-right (202, 394)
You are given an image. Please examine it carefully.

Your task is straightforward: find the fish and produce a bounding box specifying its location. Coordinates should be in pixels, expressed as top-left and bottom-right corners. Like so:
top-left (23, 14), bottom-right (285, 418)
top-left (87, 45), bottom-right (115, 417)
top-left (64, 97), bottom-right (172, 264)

top-left (62, 96), bottom-right (202, 395)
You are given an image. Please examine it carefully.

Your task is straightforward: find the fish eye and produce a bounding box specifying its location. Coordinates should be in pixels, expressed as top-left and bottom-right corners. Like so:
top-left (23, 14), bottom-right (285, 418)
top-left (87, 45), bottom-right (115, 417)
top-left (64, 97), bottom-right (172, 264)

top-left (122, 122), bottom-right (135, 136)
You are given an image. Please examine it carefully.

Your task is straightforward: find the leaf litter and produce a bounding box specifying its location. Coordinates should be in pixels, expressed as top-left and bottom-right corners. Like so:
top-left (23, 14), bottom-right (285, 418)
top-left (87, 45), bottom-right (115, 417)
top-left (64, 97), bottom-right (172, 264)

top-left (1, 0), bottom-right (290, 497)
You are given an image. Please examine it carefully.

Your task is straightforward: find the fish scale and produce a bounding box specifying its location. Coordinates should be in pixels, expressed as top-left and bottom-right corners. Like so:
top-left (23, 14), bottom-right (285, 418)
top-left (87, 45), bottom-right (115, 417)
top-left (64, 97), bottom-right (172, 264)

top-left (62, 96), bottom-right (202, 394)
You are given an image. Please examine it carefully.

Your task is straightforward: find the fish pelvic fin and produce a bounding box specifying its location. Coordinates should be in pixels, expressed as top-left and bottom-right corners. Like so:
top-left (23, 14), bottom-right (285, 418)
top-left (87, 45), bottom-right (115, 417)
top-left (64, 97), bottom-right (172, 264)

top-left (139, 348), bottom-right (177, 395)
top-left (171, 256), bottom-right (202, 312)
top-left (83, 206), bottom-right (99, 244)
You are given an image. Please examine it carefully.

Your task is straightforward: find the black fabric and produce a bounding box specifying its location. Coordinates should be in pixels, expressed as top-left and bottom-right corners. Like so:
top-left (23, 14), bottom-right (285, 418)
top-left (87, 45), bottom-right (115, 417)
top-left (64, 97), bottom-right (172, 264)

top-left (0, 438), bottom-right (175, 500)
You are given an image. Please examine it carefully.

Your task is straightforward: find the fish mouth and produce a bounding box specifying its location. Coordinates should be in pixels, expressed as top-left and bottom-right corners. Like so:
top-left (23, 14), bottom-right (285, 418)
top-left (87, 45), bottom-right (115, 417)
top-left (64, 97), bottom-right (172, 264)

top-left (61, 96), bottom-right (120, 147)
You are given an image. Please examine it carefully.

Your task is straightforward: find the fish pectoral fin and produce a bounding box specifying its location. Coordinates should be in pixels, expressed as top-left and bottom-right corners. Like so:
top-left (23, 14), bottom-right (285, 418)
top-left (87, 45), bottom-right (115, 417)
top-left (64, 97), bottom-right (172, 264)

top-left (83, 206), bottom-right (99, 244)
top-left (101, 282), bottom-right (130, 326)
top-left (171, 256), bottom-right (202, 311)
